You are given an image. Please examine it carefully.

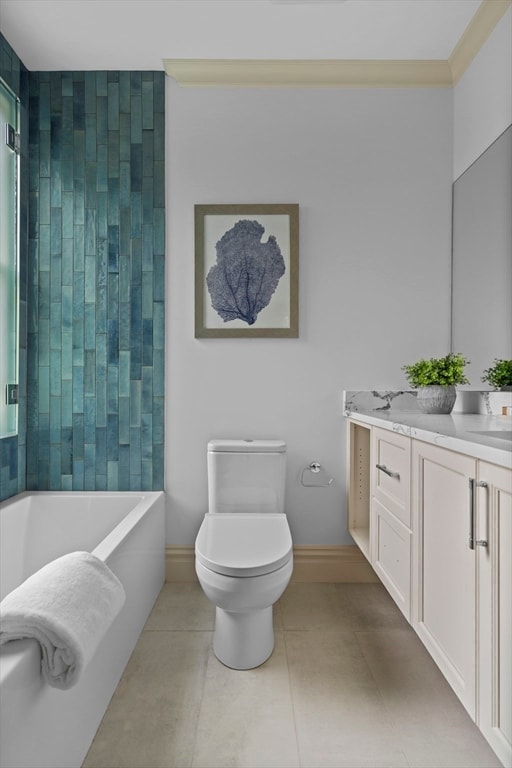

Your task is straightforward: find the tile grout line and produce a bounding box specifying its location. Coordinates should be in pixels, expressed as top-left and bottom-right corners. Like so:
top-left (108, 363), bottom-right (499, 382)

top-left (188, 630), bottom-right (216, 768)
top-left (281, 625), bottom-right (305, 768)
top-left (136, 624), bottom-right (214, 768)
top-left (353, 629), bottom-right (412, 768)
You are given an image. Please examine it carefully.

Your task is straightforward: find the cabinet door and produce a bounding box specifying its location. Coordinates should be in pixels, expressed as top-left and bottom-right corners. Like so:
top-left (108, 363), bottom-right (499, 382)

top-left (372, 427), bottom-right (411, 527)
top-left (412, 441), bottom-right (477, 718)
top-left (477, 461), bottom-right (512, 767)
top-left (372, 496), bottom-right (411, 620)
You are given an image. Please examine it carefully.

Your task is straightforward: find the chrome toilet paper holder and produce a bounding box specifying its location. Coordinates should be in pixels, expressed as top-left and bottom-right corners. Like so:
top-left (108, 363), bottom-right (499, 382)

top-left (300, 462), bottom-right (333, 487)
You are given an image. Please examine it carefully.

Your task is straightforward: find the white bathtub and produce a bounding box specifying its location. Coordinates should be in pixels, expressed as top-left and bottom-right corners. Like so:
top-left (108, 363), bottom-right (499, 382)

top-left (0, 491), bottom-right (165, 768)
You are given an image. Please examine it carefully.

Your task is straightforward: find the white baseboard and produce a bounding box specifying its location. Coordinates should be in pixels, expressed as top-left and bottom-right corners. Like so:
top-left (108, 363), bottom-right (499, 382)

top-left (166, 545), bottom-right (377, 583)
top-left (166, 546), bottom-right (198, 583)
top-left (291, 545), bottom-right (378, 583)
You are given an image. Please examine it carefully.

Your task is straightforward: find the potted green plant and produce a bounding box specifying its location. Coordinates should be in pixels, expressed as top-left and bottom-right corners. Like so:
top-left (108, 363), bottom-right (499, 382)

top-left (481, 359), bottom-right (512, 390)
top-left (480, 359), bottom-right (512, 415)
top-left (401, 352), bottom-right (470, 414)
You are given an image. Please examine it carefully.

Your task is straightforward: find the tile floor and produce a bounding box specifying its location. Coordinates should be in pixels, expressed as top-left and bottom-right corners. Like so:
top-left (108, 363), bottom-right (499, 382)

top-left (83, 582), bottom-right (502, 768)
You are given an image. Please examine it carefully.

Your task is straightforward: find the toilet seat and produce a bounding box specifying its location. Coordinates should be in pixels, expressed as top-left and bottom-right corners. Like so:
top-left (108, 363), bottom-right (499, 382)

top-left (195, 513), bottom-right (292, 578)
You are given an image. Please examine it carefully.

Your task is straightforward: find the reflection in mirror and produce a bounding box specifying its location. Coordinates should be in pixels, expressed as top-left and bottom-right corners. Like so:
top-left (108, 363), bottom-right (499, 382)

top-left (452, 126), bottom-right (512, 388)
top-left (0, 79), bottom-right (19, 437)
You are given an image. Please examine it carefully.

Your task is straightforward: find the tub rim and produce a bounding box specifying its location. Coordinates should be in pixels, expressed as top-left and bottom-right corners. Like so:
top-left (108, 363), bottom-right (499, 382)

top-left (0, 490), bottom-right (164, 565)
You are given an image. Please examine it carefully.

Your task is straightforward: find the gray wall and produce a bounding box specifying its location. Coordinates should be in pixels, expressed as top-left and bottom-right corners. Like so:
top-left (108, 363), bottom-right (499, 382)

top-left (165, 82), bottom-right (453, 546)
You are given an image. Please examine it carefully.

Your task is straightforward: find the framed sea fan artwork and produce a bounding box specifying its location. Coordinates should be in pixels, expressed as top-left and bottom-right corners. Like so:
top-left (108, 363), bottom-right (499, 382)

top-left (194, 204), bottom-right (299, 338)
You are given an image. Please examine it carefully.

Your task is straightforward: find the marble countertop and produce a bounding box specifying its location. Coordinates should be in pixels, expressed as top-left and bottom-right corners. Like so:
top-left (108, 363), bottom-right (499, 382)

top-left (343, 391), bottom-right (512, 469)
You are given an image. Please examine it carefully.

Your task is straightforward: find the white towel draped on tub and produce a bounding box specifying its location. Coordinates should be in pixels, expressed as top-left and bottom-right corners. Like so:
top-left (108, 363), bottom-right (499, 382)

top-left (0, 551), bottom-right (126, 690)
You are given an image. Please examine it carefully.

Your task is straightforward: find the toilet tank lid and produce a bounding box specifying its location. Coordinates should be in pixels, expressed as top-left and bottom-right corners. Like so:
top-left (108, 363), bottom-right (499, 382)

top-left (208, 439), bottom-right (286, 453)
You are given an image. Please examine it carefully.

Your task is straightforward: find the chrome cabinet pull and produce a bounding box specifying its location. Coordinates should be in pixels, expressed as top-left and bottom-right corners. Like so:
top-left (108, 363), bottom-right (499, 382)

top-left (376, 463), bottom-right (400, 480)
top-left (469, 478), bottom-right (488, 550)
top-left (469, 478), bottom-right (475, 549)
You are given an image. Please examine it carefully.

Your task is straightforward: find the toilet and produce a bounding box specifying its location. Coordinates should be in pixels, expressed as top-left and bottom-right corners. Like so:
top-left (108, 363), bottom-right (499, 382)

top-left (195, 439), bottom-right (293, 670)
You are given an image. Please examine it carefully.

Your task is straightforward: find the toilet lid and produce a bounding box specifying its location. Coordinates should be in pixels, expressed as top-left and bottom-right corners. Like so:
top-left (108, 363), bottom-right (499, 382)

top-left (195, 513), bottom-right (293, 578)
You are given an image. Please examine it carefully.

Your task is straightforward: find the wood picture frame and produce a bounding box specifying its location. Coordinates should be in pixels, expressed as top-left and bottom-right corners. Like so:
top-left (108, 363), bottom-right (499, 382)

top-left (194, 204), bottom-right (299, 338)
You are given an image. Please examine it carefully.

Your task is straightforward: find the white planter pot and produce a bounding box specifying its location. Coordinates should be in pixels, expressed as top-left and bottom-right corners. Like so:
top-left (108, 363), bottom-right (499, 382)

top-left (416, 385), bottom-right (457, 414)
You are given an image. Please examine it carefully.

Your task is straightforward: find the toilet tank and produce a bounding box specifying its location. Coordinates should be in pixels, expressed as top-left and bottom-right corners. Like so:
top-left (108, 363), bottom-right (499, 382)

top-left (207, 439), bottom-right (286, 515)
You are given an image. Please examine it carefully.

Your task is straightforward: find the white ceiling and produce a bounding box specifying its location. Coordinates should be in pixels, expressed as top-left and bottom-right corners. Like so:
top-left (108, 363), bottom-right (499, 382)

top-left (0, 0), bottom-right (486, 72)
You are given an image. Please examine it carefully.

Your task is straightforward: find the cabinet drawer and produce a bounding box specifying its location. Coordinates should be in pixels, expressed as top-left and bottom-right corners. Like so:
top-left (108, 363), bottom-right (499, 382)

top-left (372, 427), bottom-right (411, 527)
top-left (372, 497), bottom-right (411, 620)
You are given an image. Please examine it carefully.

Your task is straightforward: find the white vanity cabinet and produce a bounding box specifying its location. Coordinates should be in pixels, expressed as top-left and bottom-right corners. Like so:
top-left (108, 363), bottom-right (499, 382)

top-left (477, 461), bottom-right (512, 767)
top-left (412, 442), bottom-right (512, 766)
top-left (347, 421), bottom-right (413, 619)
top-left (347, 415), bottom-right (511, 766)
top-left (411, 441), bottom-right (477, 718)
top-left (371, 427), bottom-right (411, 620)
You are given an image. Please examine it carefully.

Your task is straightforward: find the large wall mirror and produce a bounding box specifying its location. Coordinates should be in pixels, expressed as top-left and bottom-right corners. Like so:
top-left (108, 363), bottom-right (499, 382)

top-left (0, 79), bottom-right (19, 438)
top-left (452, 125), bottom-right (512, 387)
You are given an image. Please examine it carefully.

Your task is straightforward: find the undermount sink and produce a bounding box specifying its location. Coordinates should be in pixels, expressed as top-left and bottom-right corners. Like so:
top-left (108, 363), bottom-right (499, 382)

top-left (470, 430), bottom-right (512, 441)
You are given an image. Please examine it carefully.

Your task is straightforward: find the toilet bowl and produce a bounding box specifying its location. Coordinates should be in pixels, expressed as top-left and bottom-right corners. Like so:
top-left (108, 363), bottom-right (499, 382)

top-left (195, 439), bottom-right (293, 670)
top-left (195, 512), bottom-right (293, 669)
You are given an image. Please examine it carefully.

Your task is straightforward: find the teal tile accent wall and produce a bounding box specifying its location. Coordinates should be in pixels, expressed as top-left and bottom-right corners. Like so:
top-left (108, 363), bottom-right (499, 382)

top-left (27, 71), bottom-right (165, 491)
top-left (0, 33), bottom-right (28, 501)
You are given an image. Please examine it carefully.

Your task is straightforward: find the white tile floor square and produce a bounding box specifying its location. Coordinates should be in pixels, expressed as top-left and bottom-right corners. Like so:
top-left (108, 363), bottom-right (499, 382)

top-left (83, 583), bottom-right (502, 768)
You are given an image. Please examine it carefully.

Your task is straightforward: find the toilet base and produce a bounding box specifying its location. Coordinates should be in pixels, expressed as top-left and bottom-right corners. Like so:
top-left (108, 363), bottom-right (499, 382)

top-left (213, 606), bottom-right (274, 670)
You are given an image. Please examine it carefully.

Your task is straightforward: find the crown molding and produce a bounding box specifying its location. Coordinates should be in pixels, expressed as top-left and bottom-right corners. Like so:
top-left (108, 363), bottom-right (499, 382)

top-left (164, 58), bottom-right (452, 88)
top-left (164, 0), bottom-right (511, 89)
top-left (449, 0), bottom-right (511, 84)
